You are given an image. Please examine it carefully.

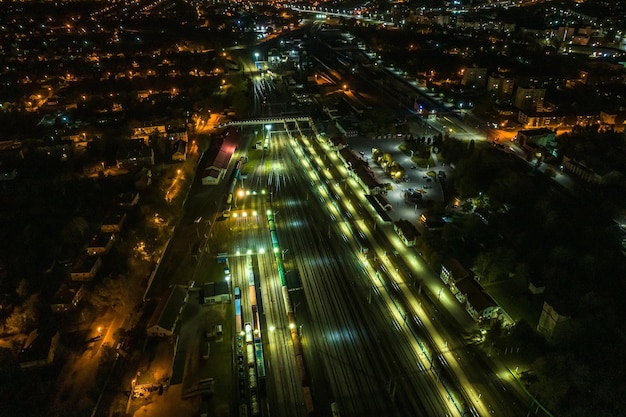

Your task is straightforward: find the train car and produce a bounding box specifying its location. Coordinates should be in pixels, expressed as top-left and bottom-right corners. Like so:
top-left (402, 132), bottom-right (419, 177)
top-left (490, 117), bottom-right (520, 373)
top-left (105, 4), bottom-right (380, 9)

top-left (248, 367), bottom-right (257, 391)
top-left (293, 333), bottom-right (303, 356)
top-left (250, 395), bottom-right (260, 417)
top-left (246, 256), bottom-right (254, 287)
top-left (249, 286), bottom-right (257, 309)
top-left (247, 344), bottom-right (255, 367)
top-left (235, 299), bottom-right (242, 333)
top-left (296, 354), bottom-right (308, 386)
top-left (270, 229), bottom-right (279, 248)
top-left (302, 387), bottom-right (314, 417)
top-left (283, 286), bottom-right (292, 314)
top-left (252, 306), bottom-right (261, 341)
top-left (254, 342), bottom-right (266, 378)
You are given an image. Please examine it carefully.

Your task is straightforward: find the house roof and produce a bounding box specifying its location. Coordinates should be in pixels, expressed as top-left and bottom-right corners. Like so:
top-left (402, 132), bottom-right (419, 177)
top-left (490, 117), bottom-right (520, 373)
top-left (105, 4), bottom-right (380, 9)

top-left (374, 193), bottom-right (392, 210)
top-left (204, 167), bottom-right (221, 179)
top-left (205, 127), bottom-right (239, 171)
top-left (211, 149), bottom-right (232, 170)
top-left (88, 231), bottom-right (115, 248)
top-left (455, 277), bottom-right (497, 312)
top-left (441, 258), bottom-right (471, 281)
top-left (113, 192), bottom-right (139, 207)
top-left (394, 219), bottom-right (419, 241)
top-left (201, 281), bottom-right (229, 297)
top-left (102, 211), bottom-right (126, 225)
top-left (330, 136), bottom-right (347, 147)
top-left (19, 328), bottom-right (58, 365)
top-left (467, 287), bottom-right (497, 312)
top-left (71, 255), bottom-right (100, 273)
top-left (365, 194), bottom-right (392, 222)
top-left (354, 164), bottom-right (383, 190)
top-left (147, 285), bottom-right (188, 335)
top-left (173, 140), bottom-right (187, 153)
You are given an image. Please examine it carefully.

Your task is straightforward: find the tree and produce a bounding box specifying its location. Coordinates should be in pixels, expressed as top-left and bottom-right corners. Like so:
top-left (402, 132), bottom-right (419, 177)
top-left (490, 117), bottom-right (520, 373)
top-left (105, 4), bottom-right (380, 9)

top-left (4, 294), bottom-right (39, 334)
top-left (89, 274), bottom-right (141, 314)
top-left (60, 217), bottom-right (89, 249)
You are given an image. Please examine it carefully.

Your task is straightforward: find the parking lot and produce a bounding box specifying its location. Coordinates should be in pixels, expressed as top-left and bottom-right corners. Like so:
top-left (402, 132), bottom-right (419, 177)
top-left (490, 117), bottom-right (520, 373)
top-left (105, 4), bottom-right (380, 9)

top-left (346, 135), bottom-right (450, 224)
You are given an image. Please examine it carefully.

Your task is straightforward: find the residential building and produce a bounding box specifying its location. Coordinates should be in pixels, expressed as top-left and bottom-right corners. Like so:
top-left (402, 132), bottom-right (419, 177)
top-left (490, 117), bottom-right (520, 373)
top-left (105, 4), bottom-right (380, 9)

top-left (86, 231), bottom-right (116, 255)
top-left (133, 125), bottom-right (166, 138)
top-left (101, 211), bottom-right (127, 233)
top-left (562, 155), bottom-right (623, 184)
top-left (514, 86), bottom-right (546, 112)
top-left (537, 301), bottom-right (570, 342)
top-left (167, 126), bottom-right (188, 143)
top-left (487, 74), bottom-right (515, 97)
top-left (50, 281), bottom-right (84, 313)
top-left (517, 128), bottom-right (557, 156)
top-left (70, 255), bottom-right (102, 282)
top-left (460, 67), bottom-right (487, 88)
top-left (172, 140), bottom-right (187, 161)
top-left (528, 280), bottom-right (546, 295)
top-left (517, 109), bottom-right (564, 128)
top-left (18, 329), bottom-right (60, 369)
top-left (113, 192), bottom-right (140, 209)
top-left (116, 139), bottom-right (155, 168)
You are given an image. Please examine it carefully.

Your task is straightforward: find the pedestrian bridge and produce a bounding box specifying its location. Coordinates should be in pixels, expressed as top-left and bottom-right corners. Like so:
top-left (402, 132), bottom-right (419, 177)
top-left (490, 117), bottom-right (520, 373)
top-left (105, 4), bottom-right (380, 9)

top-left (219, 116), bottom-right (322, 139)
top-left (219, 115), bottom-right (311, 127)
